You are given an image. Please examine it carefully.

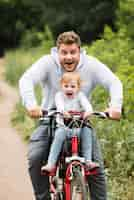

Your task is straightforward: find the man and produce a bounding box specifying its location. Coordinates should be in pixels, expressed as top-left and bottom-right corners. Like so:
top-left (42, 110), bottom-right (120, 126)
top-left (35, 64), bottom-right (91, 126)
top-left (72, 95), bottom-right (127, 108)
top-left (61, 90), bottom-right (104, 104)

top-left (19, 31), bottom-right (123, 200)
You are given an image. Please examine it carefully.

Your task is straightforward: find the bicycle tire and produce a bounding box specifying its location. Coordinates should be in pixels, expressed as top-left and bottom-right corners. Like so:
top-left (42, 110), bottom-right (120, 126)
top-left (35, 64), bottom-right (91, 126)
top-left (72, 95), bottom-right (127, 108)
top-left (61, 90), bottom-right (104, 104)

top-left (70, 167), bottom-right (89, 200)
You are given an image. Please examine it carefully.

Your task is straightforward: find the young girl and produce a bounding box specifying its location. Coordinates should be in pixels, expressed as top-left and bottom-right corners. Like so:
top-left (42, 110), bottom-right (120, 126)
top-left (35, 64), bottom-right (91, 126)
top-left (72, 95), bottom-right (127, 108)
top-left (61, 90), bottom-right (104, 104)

top-left (41, 72), bottom-right (99, 172)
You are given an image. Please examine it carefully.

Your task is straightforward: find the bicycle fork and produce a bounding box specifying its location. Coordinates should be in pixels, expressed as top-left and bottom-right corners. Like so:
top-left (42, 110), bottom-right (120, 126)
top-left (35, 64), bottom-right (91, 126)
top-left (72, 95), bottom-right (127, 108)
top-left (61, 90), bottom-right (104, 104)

top-left (65, 135), bottom-right (86, 200)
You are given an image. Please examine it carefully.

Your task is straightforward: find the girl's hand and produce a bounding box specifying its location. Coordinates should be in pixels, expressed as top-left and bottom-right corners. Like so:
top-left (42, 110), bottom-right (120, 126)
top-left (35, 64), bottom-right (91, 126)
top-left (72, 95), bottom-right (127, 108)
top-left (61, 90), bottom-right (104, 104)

top-left (63, 111), bottom-right (71, 118)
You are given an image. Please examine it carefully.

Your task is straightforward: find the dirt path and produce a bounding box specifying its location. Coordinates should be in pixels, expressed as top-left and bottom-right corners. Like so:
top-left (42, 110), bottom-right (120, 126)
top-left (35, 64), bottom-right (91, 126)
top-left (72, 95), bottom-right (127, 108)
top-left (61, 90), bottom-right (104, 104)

top-left (0, 59), bottom-right (34, 199)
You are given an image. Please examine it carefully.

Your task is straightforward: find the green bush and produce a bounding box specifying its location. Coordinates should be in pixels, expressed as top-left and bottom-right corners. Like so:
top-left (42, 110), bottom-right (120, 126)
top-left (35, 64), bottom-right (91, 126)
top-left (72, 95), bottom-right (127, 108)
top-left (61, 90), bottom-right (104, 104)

top-left (21, 25), bottom-right (54, 49)
top-left (84, 25), bottom-right (134, 199)
top-left (85, 26), bottom-right (133, 71)
top-left (116, 0), bottom-right (134, 40)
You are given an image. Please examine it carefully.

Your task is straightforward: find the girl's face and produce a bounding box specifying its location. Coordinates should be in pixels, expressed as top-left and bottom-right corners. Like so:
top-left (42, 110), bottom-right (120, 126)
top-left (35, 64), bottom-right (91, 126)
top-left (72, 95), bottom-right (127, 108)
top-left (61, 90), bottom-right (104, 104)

top-left (62, 80), bottom-right (79, 99)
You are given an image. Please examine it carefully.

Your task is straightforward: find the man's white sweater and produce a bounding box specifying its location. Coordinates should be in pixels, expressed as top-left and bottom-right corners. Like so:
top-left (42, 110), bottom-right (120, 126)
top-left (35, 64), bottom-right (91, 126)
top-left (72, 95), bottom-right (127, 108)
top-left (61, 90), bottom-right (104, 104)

top-left (19, 47), bottom-right (123, 111)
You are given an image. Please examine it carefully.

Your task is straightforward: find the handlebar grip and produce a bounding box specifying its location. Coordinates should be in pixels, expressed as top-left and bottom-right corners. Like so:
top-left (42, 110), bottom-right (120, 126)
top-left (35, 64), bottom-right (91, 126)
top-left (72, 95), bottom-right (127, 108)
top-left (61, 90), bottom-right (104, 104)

top-left (42, 110), bottom-right (48, 116)
top-left (41, 110), bottom-right (62, 117)
top-left (104, 112), bottom-right (110, 118)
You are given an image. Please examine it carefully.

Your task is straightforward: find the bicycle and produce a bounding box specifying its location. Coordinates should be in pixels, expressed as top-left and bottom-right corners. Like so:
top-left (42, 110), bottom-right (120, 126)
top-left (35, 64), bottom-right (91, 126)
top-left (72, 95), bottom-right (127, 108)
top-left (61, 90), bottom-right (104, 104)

top-left (40, 110), bottom-right (109, 200)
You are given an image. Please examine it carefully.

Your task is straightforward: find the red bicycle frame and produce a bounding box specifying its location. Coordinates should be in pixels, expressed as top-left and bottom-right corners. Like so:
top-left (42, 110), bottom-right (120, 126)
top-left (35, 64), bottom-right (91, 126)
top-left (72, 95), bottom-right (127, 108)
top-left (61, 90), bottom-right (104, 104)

top-left (43, 134), bottom-right (97, 200)
top-left (65, 135), bottom-right (97, 200)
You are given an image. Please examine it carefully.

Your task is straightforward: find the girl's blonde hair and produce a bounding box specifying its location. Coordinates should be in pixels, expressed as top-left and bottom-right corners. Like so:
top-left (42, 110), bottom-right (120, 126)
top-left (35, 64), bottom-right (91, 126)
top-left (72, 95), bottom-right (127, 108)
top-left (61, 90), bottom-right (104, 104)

top-left (60, 72), bottom-right (82, 89)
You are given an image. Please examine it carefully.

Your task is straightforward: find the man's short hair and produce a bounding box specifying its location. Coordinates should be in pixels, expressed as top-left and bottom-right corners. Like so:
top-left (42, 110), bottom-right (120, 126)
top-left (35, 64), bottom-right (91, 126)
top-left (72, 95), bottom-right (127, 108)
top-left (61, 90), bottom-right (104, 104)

top-left (56, 31), bottom-right (81, 48)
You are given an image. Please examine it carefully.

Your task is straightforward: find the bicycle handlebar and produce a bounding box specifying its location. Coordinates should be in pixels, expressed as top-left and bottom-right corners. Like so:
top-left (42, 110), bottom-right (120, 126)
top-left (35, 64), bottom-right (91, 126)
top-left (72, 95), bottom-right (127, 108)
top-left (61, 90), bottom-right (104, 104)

top-left (41, 110), bottom-right (109, 120)
top-left (41, 110), bottom-right (62, 118)
top-left (39, 110), bottom-right (110, 129)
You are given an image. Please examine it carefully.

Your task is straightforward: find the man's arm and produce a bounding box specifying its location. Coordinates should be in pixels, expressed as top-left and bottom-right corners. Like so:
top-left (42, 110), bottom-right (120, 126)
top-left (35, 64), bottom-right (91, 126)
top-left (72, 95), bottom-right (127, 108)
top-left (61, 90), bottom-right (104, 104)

top-left (92, 58), bottom-right (123, 119)
top-left (79, 92), bottom-right (93, 112)
top-left (19, 55), bottom-right (50, 118)
top-left (105, 77), bottom-right (123, 120)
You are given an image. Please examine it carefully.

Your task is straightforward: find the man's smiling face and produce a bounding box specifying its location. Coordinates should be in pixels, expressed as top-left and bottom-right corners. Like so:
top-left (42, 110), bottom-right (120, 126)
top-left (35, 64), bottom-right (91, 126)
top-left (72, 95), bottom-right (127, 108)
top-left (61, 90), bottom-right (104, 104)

top-left (58, 43), bottom-right (80, 72)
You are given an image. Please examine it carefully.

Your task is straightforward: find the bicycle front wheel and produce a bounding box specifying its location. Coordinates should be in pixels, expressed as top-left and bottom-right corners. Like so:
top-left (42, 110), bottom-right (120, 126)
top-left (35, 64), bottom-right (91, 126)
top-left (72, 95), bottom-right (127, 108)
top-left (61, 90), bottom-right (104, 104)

top-left (70, 167), bottom-right (89, 200)
top-left (54, 192), bottom-right (64, 200)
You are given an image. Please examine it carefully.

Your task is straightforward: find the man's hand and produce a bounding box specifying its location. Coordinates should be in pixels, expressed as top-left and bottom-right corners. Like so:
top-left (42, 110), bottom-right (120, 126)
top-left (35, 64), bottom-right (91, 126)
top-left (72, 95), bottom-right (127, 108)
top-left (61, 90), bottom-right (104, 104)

top-left (27, 106), bottom-right (43, 118)
top-left (105, 107), bottom-right (121, 120)
top-left (83, 111), bottom-right (92, 119)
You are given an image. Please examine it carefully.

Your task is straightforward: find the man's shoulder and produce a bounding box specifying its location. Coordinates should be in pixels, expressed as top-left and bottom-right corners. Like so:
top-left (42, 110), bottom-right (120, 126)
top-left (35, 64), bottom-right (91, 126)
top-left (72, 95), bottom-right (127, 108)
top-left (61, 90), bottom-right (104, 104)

top-left (55, 91), bottom-right (63, 98)
top-left (82, 54), bottom-right (108, 74)
top-left (84, 54), bottom-right (99, 64)
top-left (34, 54), bottom-right (58, 72)
top-left (38, 54), bottom-right (54, 63)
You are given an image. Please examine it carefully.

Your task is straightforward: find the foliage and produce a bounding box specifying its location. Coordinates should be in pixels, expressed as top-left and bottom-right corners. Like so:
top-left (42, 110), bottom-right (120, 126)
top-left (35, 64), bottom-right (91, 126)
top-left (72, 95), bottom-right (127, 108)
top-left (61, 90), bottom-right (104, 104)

top-left (85, 25), bottom-right (134, 199)
top-left (37, 0), bottom-right (117, 43)
top-left (1, 0), bottom-right (134, 50)
top-left (116, 0), bottom-right (134, 40)
top-left (85, 26), bottom-right (134, 72)
top-left (11, 102), bottom-right (36, 141)
top-left (0, 0), bottom-right (117, 50)
top-left (21, 25), bottom-right (54, 48)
